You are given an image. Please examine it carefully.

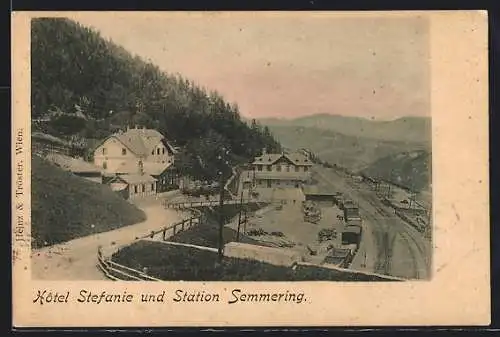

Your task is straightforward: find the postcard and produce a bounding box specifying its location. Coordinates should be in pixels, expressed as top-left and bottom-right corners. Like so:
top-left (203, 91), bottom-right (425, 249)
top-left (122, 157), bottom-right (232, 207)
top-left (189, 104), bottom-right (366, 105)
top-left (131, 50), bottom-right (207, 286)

top-left (12, 10), bottom-right (490, 327)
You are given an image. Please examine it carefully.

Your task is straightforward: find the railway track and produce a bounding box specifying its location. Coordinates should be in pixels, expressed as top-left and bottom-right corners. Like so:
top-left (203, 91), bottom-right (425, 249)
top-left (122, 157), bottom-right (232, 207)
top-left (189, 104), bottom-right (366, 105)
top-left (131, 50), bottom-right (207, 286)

top-left (314, 167), bottom-right (430, 280)
top-left (360, 186), bottom-right (430, 279)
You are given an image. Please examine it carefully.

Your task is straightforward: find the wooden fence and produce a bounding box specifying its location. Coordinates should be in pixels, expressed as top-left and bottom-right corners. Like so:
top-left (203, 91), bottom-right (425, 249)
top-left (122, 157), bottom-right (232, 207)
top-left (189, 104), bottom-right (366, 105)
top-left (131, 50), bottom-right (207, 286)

top-left (395, 209), bottom-right (427, 233)
top-left (162, 198), bottom-right (273, 210)
top-left (97, 207), bottom-right (203, 281)
top-left (97, 248), bottom-right (162, 281)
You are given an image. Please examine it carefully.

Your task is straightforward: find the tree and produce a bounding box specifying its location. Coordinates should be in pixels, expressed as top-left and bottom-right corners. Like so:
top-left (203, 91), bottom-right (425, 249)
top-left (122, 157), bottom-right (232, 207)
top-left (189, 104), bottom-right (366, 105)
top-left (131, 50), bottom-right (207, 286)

top-left (31, 17), bottom-right (283, 174)
top-left (48, 115), bottom-right (87, 136)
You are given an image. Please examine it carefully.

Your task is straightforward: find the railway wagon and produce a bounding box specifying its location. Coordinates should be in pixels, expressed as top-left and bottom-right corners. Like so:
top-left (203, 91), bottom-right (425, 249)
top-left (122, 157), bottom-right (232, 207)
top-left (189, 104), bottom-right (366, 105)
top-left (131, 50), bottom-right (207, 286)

top-left (322, 248), bottom-right (352, 268)
top-left (343, 200), bottom-right (360, 219)
top-left (341, 224), bottom-right (362, 247)
top-left (345, 215), bottom-right (362, 227)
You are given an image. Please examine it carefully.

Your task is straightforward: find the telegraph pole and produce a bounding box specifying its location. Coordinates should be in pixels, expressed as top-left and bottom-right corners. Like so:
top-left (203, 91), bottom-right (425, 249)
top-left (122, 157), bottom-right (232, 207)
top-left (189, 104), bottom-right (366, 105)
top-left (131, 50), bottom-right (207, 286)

top-left (218, 171), bottom-right (224, 260)
top-left (236, 190), bottom-right (244, 242)
top-left (217, 146), bottom-right (230, 261)
top-left (408, 179), bottom-right (415, 211)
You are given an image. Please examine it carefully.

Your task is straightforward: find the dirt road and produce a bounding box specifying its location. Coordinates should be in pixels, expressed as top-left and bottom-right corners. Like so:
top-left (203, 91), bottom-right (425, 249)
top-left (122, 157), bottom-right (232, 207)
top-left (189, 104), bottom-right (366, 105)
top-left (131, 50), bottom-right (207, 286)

top-left (314, 166), bottom-right (431, 280)
top-left (31, 203), bottom-right (186, 280)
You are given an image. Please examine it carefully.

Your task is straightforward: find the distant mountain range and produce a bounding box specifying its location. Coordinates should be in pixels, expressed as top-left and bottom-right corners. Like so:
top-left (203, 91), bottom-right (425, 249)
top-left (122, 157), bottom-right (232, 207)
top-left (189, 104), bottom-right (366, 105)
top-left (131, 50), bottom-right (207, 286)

top-left (257, 113), bottom-right (432, 192)
top-left (266, 124), bottom-right (428, 171)
top-left (258, 114), bottom-right (431, 144)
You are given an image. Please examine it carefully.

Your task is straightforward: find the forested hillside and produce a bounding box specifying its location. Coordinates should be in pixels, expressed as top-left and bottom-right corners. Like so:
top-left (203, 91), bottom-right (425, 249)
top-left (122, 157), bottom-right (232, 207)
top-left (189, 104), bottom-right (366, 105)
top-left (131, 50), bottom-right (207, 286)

top-left (266, 123), bottom-right (431, 192)
top-left (360, 150), bottom-right (431, 192)
top-left (267, 125), bottom-right (428, 172)
top-left (31, 18), bottom-right (281, 180)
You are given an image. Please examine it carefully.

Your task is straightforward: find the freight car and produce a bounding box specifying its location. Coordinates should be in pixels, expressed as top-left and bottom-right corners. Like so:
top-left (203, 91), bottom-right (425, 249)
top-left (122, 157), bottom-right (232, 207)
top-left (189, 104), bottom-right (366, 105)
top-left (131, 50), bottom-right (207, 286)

top-left (341, 224), bottom-right (362, 247)
top-left (323, 248), bottom-right (352, 268)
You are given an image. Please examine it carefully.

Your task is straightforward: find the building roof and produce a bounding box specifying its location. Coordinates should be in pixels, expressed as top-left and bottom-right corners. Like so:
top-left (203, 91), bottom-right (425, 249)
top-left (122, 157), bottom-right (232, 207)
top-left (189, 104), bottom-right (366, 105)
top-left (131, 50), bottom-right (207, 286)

top-left (254, 171), bottom-right (309, 181)
top-left (254, 187), bottom-right (305, 201)
top-left (252, 152), bottom-right (313, 166)
top-left (286, 152), bottom-right (313, 165)
top-left (143, 162), bottom-right (173, 175)
top-left (112, 174), bottom-right (157, 185)
top-left (110, 182), bottom-right (128, 191)
top-left (253, 153), bottom-right (282, 165)
top-left (113, 160), bottom-right (172, 176)
top-left (343, 200), bottom-right (359, 209)
top-left (94, 127), bottom-right (177, 157)
top-left (302, 185), bottom-right (336, 196)
top-left (46, 153), bottom-right (101, 174)
top-left (114, 128), bottom-right (163, 156)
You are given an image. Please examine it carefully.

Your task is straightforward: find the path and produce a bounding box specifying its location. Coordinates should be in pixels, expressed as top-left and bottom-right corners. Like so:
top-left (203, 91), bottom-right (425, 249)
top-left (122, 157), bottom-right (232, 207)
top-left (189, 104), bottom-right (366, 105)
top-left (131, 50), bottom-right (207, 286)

top-left (31, 192), bottom-right (186, 280)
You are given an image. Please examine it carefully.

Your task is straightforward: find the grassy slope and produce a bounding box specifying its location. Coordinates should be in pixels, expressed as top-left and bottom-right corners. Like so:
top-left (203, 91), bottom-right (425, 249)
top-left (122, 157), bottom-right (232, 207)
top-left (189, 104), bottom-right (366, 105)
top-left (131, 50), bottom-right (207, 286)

top-left (112, 241), bottom-right (398, 281)
top-left (31, 155), bottom-right (146, 248)
top-left (168, 204), bottom-right (274, 248)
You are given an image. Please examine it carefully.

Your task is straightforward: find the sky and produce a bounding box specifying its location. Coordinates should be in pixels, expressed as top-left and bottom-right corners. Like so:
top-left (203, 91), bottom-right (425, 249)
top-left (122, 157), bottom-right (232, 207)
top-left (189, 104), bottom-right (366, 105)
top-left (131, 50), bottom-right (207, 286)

top-left (70, 12), bottom-right (430, 121)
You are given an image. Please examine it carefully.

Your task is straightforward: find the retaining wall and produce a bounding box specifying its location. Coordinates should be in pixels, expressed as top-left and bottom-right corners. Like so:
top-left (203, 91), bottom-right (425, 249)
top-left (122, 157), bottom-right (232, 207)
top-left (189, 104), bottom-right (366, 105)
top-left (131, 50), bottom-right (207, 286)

top-left (224, 242), bottom-right (302, 267)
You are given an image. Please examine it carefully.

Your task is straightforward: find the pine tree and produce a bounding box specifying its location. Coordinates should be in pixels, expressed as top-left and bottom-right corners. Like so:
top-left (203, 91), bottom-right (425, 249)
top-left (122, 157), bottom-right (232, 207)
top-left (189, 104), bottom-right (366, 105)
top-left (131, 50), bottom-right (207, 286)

top-left (31, 17), bottom-right (282, 181)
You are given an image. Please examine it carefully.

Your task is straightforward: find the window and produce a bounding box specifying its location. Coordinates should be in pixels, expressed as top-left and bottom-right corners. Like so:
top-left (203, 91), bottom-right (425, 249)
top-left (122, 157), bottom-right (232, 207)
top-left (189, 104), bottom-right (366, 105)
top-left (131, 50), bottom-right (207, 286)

top-left (122, 148), bottom-right (127, 155)
top-left (286, 165), bottom-right (290, 172)
top-left (257, 165), bottom-right (263, 171)
top-left (134, 185), bottom-right (138, 194)
top-left (102, 148), bottom-right (107, 155)
top-left (102, 162), bottom-right (107, 169)
top-left (162, 148), bottom-right (165, 154)
top-left (142, 184), bottom-right (145, 192)
top-left (151, 183), bottom-right (155, 191)
top-left (295, 166), bottom-right (299, 172)
top-left (152, 150), bottom-right (155, 155)
top-left (157, 148), bottom-right (160, 155)
top-left (277, 165), bottom-right (282, 172)
top-left (267, 165), bottom-right (272, 171)
top-left (304, 167), bottom-right (309, 172)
